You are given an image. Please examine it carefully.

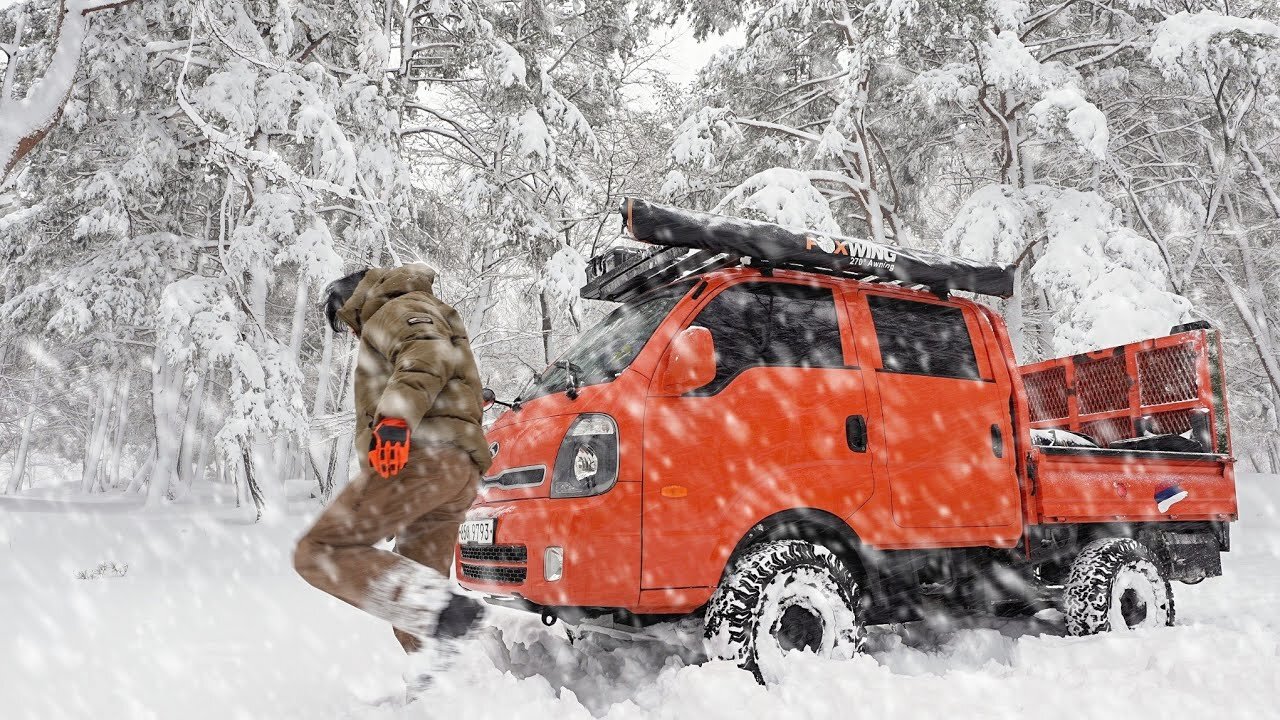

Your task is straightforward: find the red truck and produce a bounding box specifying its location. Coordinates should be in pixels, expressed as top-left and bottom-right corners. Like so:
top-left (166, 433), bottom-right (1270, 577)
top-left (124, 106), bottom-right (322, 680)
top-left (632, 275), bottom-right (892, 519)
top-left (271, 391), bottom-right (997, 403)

top-left (457, 199), bottom-right (1237, 682)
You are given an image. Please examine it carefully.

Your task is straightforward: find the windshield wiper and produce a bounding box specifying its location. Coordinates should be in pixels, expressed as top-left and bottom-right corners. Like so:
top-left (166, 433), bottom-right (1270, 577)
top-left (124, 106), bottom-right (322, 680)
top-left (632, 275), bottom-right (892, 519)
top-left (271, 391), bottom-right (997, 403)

top-left (552, 360), bottom-right (583, 400)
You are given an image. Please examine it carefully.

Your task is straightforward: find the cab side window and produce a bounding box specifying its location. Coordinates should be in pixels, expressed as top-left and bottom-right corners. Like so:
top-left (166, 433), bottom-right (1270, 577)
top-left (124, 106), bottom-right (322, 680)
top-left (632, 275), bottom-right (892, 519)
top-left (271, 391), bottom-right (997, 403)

top-left (693, 283), bottom-right (844, 393)
top-left (867, 295), bottom-right (979, 380)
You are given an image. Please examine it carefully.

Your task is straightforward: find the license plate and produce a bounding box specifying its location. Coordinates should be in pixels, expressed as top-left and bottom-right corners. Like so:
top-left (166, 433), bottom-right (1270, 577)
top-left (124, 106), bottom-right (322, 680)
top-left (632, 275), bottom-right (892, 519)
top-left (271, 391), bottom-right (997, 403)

top-left (458, 519), bottom-right (496, 546)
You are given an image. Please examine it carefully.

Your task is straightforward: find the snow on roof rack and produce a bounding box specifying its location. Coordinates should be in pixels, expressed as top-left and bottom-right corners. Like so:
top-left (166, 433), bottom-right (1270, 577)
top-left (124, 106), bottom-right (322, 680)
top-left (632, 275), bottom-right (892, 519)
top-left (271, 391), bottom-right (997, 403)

top-left (586, 198), bottom-right (1014, 302)
top-left (581, 246), bottom-right (736, 302)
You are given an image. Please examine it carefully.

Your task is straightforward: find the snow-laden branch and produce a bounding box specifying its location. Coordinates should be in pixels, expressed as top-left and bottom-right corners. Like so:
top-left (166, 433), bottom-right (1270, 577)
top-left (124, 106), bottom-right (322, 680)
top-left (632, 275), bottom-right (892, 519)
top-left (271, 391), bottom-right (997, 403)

top-left (171, 16), bottom-right (367, 204)
top-left (732, 118), bottom-right (822, 144)
top-left (1239, 133), bottom-right (1280, 220)
top-left (0, 0), bottom-right (138, 185)
top-left (1209, 257), bottom-right (1280, 398)
top-left (401, 103), bottom-right (488, 164)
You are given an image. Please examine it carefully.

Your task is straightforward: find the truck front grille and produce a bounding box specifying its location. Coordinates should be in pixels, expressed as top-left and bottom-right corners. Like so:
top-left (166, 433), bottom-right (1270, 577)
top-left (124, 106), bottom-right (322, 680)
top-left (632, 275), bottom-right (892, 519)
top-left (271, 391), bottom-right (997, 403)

top-left (460, 544), bottom-right (528, 563)
top-left (461, 563), bottom-right (527, 585)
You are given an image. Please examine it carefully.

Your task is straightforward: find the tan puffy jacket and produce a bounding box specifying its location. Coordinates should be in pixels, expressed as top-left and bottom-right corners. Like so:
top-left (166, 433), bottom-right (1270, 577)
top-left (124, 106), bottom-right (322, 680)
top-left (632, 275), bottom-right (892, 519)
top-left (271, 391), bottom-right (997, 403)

top-left (337, 264), bottom-right (492, 473)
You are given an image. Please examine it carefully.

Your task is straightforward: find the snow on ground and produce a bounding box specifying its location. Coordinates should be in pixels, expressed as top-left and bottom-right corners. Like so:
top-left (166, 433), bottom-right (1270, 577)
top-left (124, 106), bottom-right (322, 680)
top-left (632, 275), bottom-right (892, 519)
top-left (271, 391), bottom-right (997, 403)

top-left (2, 474), bottom-right (1278, 719)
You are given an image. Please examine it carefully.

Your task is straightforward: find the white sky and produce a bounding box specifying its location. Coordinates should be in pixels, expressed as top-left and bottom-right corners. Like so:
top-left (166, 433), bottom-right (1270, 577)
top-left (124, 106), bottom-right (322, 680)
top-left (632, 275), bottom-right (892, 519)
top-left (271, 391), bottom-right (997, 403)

top-left (647, 22), bottom-right (741, 87)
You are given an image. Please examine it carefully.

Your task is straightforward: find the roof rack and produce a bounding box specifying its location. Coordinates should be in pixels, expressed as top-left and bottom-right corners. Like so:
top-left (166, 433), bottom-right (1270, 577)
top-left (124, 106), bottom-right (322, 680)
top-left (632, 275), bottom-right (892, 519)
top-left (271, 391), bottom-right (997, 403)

top-left (581, 198), bottom-right (1015, 303)
top-left (580, 244), bottom-right (933, 303)
top-left (581, 246), bottom-right (736, 302)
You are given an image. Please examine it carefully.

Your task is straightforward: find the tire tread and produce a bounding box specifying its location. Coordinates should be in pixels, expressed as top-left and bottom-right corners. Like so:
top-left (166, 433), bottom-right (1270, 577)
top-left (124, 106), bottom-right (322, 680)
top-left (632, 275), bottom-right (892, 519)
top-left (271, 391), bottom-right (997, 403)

top-left (704, 539), bottom-right (863, 681)
top-left (1064, 537), bottom-right (1175, 636)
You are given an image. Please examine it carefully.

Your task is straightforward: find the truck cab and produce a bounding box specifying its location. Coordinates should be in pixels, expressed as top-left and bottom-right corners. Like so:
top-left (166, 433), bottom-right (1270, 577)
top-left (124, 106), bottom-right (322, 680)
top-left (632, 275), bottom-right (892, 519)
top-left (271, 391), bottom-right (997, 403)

top-left (457, 199), bottom-right (1236, 682)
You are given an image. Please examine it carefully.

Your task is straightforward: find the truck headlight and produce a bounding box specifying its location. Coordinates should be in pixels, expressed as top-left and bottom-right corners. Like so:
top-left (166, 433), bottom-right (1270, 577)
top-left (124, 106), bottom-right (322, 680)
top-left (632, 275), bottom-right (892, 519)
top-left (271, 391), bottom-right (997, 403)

top-left (551, 413), bottom-right (618, 498)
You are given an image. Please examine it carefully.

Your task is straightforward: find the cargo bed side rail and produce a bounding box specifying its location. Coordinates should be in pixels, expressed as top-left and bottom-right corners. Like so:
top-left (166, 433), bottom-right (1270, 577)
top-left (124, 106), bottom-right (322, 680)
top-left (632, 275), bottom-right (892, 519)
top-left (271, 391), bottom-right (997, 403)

top-left (1019, 325), bottom-right (1231, 454)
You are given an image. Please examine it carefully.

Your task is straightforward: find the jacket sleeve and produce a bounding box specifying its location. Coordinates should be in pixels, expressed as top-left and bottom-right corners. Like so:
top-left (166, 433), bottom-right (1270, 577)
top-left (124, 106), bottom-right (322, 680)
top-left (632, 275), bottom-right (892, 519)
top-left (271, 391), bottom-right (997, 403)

top-left (366, 300), bottom-right (458, 430)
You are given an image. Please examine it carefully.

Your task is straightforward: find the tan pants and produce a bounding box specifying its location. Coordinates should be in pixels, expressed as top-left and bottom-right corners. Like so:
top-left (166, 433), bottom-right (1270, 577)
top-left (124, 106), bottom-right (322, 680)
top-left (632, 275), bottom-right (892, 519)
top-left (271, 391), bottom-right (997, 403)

top-left (294, 444), bottom-right (479, 654)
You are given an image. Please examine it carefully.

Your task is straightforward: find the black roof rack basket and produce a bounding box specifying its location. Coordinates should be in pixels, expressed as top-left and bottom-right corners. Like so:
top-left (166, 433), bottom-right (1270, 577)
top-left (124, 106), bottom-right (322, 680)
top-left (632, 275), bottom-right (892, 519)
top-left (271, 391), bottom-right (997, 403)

top-left (581, 246), bottom-right (738, 302)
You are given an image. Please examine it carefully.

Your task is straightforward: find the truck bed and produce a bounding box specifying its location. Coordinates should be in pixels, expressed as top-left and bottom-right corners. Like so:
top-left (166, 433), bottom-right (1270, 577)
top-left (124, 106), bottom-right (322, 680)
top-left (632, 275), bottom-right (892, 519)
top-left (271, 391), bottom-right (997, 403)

top-left (1031, 446), bottom-right (1235, 524)
top-left (1017, 325), bottom-right (1237, 525)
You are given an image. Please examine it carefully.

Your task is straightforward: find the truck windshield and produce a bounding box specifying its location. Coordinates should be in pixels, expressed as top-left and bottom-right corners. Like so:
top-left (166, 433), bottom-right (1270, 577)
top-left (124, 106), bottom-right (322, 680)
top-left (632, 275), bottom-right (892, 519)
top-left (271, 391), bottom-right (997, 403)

top-left (520, 279), bottom-right (696, 402)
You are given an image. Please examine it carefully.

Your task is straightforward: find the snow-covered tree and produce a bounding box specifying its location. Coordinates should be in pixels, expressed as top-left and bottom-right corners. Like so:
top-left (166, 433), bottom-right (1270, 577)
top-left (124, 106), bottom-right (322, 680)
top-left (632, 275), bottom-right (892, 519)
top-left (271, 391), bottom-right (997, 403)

top-left (3, 0), bottom-right (1278, 491)
top-left (396, 0), bottom-right (645, 364)
top-left (944, 185), bottom-right (1189, 356)
top-left (0, 0), bottom-right (139, 184)
top-left (1125, 5), bottom-right (1280, 470)
top-left (0, 0), bottom-right (415, 515)
top-left (652, 0), bottom-right (1193, 356)
top-left (652, 0), bottom-right (907, 242)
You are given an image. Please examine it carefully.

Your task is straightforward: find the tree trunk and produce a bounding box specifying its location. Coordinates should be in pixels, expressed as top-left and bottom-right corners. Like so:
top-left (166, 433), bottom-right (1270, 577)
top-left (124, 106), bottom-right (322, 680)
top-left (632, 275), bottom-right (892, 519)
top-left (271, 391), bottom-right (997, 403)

top-left (127, 439), bottom-right (155, 494)
top-left (311, 324), bottom-right (335, 418)
top-left (5, 364), bottom-right (40, 494)
top-left (466, 246), bottom-right (501, 335)
top-left (176, 363), bottom-right (208, 490)
top-left (539, 287), bottom-right (554, 365)
top-left (146, 343), bottom-right (183, 506)
top-left (288, 278), bottom-right (309, 356)
top-left (192, 412), bottom-right (213, 491)
top-left (309, 324), bottom-right (335, 492)
top-left (323, 343), bottom-right (357, 497)
top-left (79, 379), bottom-right (114, 494)
top-left (242, 445), bottom-right (265, 523)
top-left (107, 373), bottom-right (131, 490)
top-left (276, 279), bottom-right (311, 489)
top-left (228, 454), bottom-right (243, 507)
top-left (1005, 265), bottom-right (1026, 362)
top-left (246, 269), bottom-right (285, 514)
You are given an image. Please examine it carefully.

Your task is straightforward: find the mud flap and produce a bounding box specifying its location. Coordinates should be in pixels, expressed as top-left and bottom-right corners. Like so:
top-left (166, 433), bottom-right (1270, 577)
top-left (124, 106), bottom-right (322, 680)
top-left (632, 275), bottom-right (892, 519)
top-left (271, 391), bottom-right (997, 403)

top-left (1162, 532), bottom-right (1223, 583)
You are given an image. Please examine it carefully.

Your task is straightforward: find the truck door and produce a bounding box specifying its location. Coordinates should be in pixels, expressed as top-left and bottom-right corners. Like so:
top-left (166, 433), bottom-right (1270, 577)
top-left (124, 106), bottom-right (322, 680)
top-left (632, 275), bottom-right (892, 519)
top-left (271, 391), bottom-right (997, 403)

top-left (854, 292), bottom-right (1020, 530)
top-left (641, 280), bottom-right (875, 590)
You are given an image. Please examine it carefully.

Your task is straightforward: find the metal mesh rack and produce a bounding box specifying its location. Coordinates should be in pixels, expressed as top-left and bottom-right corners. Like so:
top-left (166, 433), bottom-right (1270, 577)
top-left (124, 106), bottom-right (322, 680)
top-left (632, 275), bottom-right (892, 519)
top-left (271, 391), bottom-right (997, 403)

top-left (1020, 324), bottom-right (1227, 452)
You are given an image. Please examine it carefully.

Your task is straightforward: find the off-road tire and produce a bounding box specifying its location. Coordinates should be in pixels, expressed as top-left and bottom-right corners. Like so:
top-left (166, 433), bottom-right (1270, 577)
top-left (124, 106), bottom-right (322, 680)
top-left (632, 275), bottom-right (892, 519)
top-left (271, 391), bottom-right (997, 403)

top-left (1064, 538), bottom-right (1175, 636)
top-left (704, 540), bottom-right (864, 683)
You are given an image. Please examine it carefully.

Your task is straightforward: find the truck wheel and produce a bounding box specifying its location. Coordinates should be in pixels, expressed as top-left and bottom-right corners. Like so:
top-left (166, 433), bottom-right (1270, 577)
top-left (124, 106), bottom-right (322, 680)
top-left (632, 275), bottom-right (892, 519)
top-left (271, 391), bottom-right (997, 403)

top-left (1064, 538), bottom-right (1175, 636)
top-left (704, 539), bottom-right (863, 683)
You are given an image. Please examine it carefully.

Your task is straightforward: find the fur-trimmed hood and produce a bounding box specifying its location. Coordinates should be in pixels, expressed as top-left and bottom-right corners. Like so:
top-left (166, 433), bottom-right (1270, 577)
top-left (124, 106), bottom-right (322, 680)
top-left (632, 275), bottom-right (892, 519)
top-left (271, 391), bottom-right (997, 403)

top-left (337, 263), bottom-right (439, 335)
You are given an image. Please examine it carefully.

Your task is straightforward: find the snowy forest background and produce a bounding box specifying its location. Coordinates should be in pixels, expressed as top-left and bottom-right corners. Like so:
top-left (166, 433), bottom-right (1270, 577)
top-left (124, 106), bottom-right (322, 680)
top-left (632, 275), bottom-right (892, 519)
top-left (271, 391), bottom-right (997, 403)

top-left (2, 0), bottom-right (1280, 517)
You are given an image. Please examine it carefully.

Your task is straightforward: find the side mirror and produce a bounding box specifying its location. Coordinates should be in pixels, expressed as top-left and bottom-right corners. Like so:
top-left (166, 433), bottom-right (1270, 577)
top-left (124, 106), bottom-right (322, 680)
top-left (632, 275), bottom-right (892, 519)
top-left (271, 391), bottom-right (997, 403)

top-left (660, 326), bottom-right (716, 395)
top-left (482, 388), bottom-right (496, 410)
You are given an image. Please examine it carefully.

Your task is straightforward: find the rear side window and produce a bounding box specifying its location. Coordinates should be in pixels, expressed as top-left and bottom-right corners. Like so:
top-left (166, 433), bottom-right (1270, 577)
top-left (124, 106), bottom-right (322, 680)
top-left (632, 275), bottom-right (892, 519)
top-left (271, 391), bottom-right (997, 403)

top-left (867, 295), bottom-right (980, 380)
top-left (692, 283), bottom-right (844, 393)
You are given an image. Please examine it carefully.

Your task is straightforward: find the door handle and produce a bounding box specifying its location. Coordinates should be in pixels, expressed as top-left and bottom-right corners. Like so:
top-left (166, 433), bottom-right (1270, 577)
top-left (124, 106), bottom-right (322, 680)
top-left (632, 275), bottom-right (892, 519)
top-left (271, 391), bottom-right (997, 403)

top-left (990, 424), bottom-right (1004, 458)
top-left (846, 415), bottom-right (867, 453)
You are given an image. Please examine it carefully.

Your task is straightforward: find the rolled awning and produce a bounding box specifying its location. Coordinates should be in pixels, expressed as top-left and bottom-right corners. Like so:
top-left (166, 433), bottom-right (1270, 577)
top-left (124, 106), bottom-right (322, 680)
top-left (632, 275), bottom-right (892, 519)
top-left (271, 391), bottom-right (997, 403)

top-left (621, 198), bottom-right (1014, 298)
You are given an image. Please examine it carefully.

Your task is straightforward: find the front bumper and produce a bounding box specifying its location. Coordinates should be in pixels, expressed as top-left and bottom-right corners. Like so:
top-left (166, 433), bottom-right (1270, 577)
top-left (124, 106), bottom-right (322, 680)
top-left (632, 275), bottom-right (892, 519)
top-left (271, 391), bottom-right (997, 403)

top-left (455, 483), bottom-right (642, 609)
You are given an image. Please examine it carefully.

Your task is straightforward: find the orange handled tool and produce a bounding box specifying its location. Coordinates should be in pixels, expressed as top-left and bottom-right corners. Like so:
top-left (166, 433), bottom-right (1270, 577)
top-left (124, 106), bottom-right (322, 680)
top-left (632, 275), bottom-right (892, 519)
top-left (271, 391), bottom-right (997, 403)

top-left (369, 418), bottom-right (411, 478)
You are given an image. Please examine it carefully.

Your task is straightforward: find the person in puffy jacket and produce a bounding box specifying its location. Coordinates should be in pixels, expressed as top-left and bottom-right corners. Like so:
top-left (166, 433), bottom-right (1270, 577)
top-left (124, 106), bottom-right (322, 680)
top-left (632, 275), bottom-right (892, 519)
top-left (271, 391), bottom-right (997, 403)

top-left (294, 263), bottom-right (492, 698)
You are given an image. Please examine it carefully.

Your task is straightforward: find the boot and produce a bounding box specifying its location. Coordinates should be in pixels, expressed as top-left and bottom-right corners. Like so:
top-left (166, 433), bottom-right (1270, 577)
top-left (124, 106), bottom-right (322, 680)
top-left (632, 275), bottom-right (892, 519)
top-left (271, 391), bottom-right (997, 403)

top-left (403, 592), bottom-right (486, 700)
top-left (361, 560), bottom-right (452, 638)
top-left (435, 591), bottom-right (485, 641)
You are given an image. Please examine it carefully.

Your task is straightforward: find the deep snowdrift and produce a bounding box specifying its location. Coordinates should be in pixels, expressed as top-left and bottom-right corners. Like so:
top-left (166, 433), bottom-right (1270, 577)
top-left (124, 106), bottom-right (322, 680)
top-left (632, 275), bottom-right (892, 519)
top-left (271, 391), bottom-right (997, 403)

top-left (2, 474), bottom-right (1277, 719)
